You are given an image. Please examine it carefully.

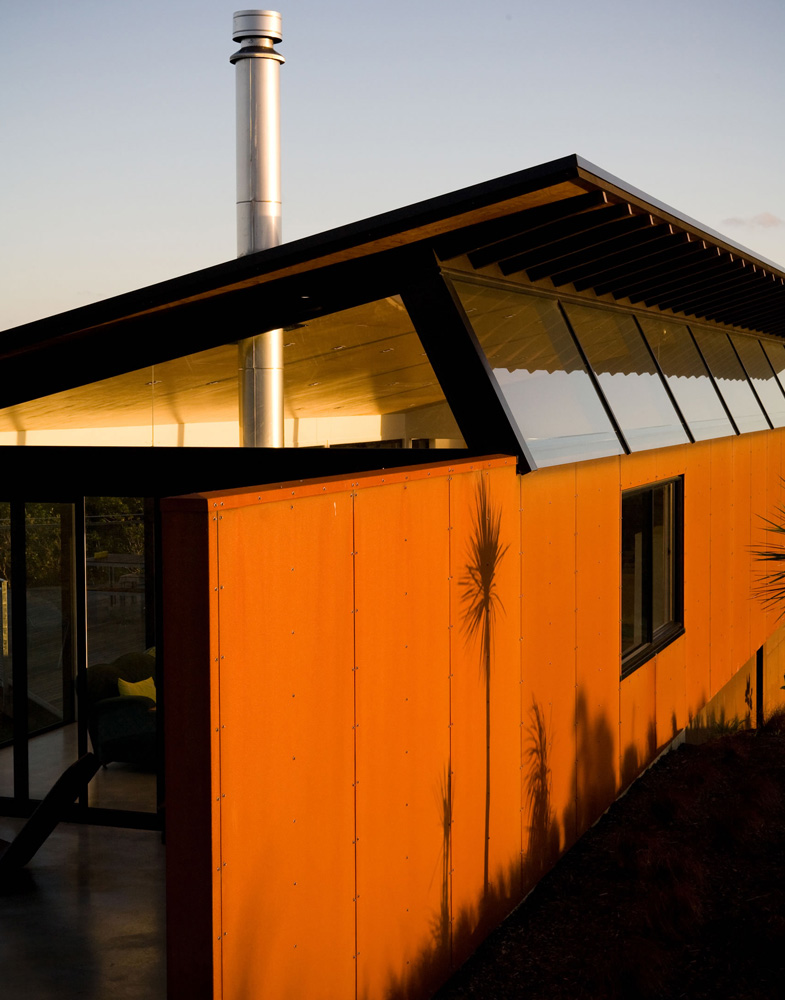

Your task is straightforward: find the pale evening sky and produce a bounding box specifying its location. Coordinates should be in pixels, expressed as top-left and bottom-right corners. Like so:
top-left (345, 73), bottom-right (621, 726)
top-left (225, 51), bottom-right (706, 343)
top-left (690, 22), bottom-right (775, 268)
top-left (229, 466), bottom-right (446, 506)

top-left (1, 0), bottom-right (783, 330)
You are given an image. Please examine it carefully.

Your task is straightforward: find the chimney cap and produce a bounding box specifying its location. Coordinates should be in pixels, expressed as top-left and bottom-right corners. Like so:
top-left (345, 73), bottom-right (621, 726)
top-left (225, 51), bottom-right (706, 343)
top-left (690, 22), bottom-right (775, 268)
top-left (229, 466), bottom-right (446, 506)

top-left (233, 10), bottom-right (282, 44)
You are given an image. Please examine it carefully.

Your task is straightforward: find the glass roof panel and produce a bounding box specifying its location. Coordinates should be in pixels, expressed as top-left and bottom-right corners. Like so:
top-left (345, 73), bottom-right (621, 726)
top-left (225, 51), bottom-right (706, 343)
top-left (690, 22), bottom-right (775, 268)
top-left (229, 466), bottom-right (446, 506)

top-left (637, 316), bottom-right (735, 442)
top-left (731, 335), bottom-right (785, 428)
top-left (0, 297), bottom-right (464, 450)
top-left (450, 278), bottom-right (623, 467)
top-left (563, 303), bottom-right (689, 452)
top-left (761, 339), bottom-right (785, 396)
top-left (690, 326), bottom-right (768, 434)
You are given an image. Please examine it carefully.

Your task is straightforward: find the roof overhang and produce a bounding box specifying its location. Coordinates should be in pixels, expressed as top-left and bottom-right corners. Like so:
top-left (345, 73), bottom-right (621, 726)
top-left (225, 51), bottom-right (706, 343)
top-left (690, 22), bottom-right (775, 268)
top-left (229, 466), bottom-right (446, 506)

top-left (1, 154), bottom-right (783, 409)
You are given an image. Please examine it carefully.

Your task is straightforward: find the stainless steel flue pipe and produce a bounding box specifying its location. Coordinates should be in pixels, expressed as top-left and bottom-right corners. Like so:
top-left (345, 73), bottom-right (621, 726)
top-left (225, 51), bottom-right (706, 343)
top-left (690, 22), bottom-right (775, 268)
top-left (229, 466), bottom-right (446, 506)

top-left (231, 10), bottom-right (285, 447)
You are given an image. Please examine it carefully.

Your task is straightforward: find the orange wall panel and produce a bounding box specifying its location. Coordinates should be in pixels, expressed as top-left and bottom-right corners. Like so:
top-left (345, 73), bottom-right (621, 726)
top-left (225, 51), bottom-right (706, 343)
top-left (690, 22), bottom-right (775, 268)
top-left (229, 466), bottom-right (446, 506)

top-left (654, 638), bottom-right (687, 744)
top-left (216, 495), bottom-right (357, 1000)
top-left (730, 436), bottom-right (752, 669)
top-left (574, 459), bottom-right (621, 830)
top-left (681, 440), bottom-right (712, 720)
top-left (354, 478), bottom-right (452, 1000)
top-left (619, 657), bottom-right (655, 787)
top-left (763, 624), bottom-right (785, 718)
top-left (449, 466), bottom-right (522, 960)
top-left (749, 433), bottom-right (771, 642)
top-left (709, 439), bottom-right (734, 695)
top-left (520, 465), bottom-right (578, 858)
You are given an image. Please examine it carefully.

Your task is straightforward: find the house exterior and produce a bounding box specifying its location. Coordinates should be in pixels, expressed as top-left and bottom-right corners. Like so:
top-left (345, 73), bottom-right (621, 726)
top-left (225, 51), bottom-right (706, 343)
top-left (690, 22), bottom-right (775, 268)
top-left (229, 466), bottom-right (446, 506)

top-left (2, 155), bottom-right (785, 998)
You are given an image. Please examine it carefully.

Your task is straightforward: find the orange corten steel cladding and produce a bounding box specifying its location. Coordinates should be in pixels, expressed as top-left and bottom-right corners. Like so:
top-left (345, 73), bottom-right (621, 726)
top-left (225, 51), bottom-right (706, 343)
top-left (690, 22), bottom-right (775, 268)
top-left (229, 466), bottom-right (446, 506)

top-left (163, 430), bottom-right (785, 1000)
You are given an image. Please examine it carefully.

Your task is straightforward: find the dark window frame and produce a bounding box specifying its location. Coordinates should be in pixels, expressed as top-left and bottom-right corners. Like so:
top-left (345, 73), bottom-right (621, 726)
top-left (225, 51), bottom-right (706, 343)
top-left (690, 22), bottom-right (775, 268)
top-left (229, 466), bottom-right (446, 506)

top-left (621, 477), bottom-right (684, 678)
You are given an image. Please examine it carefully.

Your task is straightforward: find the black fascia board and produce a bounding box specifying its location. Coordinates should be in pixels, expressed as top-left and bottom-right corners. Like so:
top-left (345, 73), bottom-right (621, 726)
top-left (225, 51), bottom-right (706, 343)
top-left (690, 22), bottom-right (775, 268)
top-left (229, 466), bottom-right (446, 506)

top-left (0, 445), bottom-right (482, 501)
top-left (0, 155), bottom-right (587, 354)
top-left (572, 156), bottom-right (785, 275)
top-left (3, 152), bottom-right (784, 400)
top-left (399, 254), bottom-right (534, 472)
top-left (0, 242), bottom-right (422, 409)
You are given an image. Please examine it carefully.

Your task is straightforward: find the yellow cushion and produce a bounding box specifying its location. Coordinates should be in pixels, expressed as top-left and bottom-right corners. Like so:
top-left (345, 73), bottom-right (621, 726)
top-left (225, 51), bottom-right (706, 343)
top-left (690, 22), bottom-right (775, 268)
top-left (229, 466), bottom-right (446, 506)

top-left (117, 676), bottom-right (156, 702)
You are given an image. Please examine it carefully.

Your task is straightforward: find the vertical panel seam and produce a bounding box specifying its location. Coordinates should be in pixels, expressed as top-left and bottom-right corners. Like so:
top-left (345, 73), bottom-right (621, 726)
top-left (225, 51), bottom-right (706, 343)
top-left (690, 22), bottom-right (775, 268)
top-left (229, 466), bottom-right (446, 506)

top-left (213, 512), bottom-right (224, 1000)
top-left (352, 488), bottom-right (359, 999)
top-left (447, 471), bottom-right (454, 972)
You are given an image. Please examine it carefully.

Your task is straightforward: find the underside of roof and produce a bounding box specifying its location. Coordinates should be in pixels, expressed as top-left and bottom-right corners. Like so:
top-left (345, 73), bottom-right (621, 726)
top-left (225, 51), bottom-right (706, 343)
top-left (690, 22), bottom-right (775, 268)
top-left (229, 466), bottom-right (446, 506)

top-left (1, 154), bottom-right (783, 411)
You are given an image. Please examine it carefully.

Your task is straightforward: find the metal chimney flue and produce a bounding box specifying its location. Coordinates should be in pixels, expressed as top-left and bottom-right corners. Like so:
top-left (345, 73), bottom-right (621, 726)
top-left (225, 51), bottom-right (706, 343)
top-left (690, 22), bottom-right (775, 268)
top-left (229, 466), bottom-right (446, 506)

top-left (231, 10), bottom-right (285, 447)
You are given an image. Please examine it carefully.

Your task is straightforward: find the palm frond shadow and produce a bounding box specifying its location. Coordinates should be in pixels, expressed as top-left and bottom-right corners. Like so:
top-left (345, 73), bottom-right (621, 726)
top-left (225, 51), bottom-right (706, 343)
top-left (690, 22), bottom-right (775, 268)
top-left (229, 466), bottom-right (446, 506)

top-left (458, 476), bottom-right (508, 895)
top-left (752, 487), bottom-right (785, 617)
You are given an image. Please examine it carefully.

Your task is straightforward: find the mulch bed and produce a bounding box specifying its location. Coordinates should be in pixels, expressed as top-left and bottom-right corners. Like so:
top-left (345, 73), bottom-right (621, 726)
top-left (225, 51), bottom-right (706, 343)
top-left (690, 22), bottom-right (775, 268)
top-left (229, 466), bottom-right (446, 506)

top-left (435, 713), bottom-right (785, 1000)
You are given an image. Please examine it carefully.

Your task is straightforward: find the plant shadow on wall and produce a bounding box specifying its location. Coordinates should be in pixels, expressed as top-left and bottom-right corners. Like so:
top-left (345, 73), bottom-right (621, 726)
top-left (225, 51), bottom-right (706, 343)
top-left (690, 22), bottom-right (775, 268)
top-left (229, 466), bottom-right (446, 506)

top-left (522, 700), bottom-right (560, 887)
top-left (753, 481), bottom-right (785, 617)
top-left (459, 476), bottom-right (508, 896)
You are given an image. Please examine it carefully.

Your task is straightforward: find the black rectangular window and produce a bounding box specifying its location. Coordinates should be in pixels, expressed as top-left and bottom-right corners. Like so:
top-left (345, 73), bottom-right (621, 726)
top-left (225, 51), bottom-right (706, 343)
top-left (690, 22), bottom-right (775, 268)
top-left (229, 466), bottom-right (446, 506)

top-left (621, 478), bottom-right (684, 677)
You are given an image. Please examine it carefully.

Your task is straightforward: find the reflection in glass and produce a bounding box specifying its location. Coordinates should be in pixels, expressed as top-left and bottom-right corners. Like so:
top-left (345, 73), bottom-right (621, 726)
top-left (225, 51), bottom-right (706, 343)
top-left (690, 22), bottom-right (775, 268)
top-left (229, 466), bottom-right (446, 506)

top-left (731, 335), bottom-right (785, 427)
top-left (0, 504), bottom-right (11, 786)
top-left (281, 297), bottom-right (464, 448)
top-left (638, 316), bottom-right (735, 441)
top-left (564, 304), bottom-right (689, 452)
top-left (25, 503), bottom-right (74, 735)
top-left (622, 481), bottom-right (676, 659)
top-left (86, 498), bottom-right (147, 666)
top-left (691, 327), bottom-right (768, 434)
top-left (450, 279), bottom-right (622, 466)
top-left (0, 298), bottom-right (464, 450)
top-left (622, 490), bottom-right (649, 655)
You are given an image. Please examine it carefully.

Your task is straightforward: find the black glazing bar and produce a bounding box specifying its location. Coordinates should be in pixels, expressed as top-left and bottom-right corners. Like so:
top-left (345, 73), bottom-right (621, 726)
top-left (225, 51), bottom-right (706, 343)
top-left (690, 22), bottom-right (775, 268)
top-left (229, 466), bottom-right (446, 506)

top-left (10, 501), bottom-right (28, 803)
top-left (756, 645), bottom-right (764, 728)
top-left (60, 505), bottom-right (76, 728)
top-left (73, 499), bottom-right (88, 773)
top-left (557, 302), bottom-right (631, 455)
top-left (153, 497), bottom-right (165, 832)
top-left (144, 498), bottom-right (156, 651)
top-left (399, 268), bottom-right (535, 471)
top-left (756, 339), bottom-right (785, 407)
top-left (686, 327), bottom-right (740, 436)
top-left (633, 316), bottom-right (695, 444)
top-left (644, 489), bottom-right (654, 645)
top-left (728, 336), bottom-right (773, 430)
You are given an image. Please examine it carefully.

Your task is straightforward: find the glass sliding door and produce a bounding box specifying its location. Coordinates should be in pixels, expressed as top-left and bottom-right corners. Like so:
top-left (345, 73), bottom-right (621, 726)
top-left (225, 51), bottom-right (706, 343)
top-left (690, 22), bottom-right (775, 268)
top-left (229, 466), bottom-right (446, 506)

top-left (0, 502), bottom-right (12, 798)
top-left (25, 502), bottom-right (75, 736)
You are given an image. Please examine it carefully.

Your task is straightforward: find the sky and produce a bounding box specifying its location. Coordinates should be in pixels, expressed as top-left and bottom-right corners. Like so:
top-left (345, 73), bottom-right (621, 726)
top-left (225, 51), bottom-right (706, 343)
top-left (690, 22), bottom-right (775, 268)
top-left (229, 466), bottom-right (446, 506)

top-left (1, 0), bottom-right (784, 330)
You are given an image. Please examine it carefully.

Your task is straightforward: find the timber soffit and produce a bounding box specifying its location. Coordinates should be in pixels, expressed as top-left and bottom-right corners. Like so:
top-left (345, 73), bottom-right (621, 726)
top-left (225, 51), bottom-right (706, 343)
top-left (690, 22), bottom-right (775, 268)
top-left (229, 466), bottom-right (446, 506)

top-left (1, 154), bottom-right (784, 408)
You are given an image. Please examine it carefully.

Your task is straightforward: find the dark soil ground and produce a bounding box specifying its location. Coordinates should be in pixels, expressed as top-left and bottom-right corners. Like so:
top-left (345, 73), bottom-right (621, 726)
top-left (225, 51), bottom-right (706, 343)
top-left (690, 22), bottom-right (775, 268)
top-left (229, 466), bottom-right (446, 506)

top-left (435, 712), bottom-right (785, 1000)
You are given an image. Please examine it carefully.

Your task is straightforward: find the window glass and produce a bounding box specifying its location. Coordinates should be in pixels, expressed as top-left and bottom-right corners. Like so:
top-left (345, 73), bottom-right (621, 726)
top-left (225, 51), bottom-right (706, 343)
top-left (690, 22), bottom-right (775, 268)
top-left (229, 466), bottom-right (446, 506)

top-left (621, 479), bottom-right (682, 675)
top-left (761, 340), bottom-right (785, 396)
top-left (0, 298), bottom-right (465, 450)
top-left (637, 316), bottom-right (735, 441)
top-left (449, 278), bottom-right (622, 467)
top-left (690, 327), bottom-right (768, 434)
top-left (731, 335), bottom-right (785, 427)
top-left (564, 303), bottom-right (689, 452)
